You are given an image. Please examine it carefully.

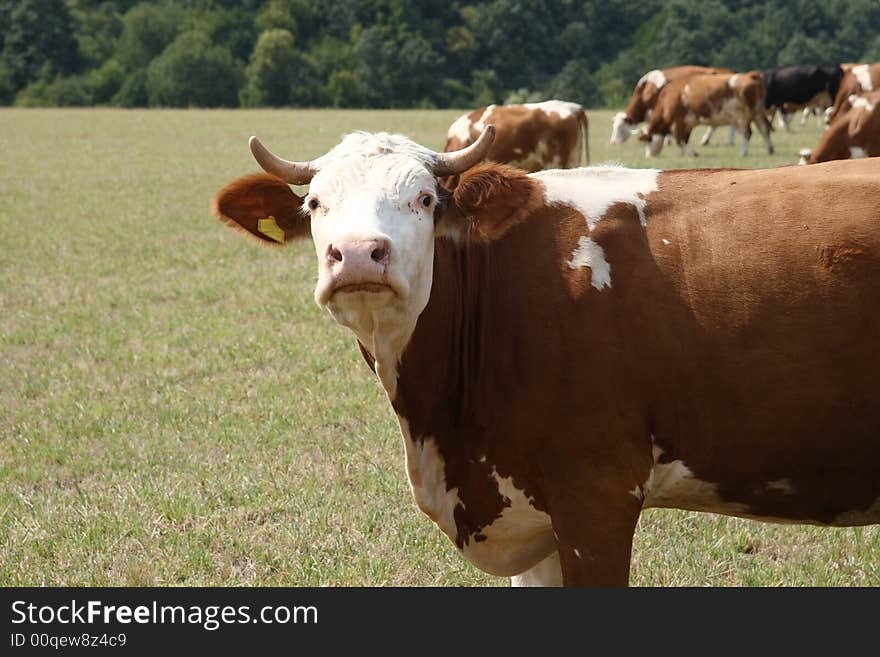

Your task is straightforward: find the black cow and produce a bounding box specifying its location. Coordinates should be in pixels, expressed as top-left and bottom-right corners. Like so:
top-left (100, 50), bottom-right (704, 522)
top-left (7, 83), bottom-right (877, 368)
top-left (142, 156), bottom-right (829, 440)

top-left (762, 64), bottom-right (844, 130)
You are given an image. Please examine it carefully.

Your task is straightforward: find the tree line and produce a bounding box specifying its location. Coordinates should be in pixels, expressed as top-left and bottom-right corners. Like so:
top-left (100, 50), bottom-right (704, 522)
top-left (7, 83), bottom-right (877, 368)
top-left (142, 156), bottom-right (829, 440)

top-left (2, 0), bottom-right (880, 109)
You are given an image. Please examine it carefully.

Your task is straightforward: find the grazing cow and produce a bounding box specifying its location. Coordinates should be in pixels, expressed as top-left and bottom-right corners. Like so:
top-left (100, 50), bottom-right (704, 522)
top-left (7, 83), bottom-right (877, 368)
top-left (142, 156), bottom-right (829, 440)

top-left (826, 63), bottom-right (880, 123)
top-left (445, 100), bottom-right (589, 171)
top-left (213, 126), bottom-right (880, 586)
top-left (639, 71), bottom-right (774, 157)
top-left (799, 90), bottom-right (880, 164)
top-left (761, 64), bottom-right (843, 130)
top-left (611, 66), bottom-right (733, 144)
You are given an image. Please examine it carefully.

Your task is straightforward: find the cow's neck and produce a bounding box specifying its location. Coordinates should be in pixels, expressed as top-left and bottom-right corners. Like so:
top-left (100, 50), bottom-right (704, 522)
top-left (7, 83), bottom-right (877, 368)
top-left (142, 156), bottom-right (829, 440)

top-left (391, 237), bottom-right (509, 437)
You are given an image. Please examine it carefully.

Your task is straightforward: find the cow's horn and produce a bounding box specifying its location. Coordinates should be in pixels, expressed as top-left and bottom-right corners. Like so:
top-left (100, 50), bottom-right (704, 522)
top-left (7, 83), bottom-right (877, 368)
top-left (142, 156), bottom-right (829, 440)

top-left (432, 125), bottom-right (496, 176)
top-left (249, 136), bottom-right (316, 185)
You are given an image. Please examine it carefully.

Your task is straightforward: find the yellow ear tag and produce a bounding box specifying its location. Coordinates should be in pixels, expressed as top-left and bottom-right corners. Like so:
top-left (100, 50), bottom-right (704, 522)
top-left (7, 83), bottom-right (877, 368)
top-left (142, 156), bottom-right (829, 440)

top-left (257, 216), bottom-right (285, 243)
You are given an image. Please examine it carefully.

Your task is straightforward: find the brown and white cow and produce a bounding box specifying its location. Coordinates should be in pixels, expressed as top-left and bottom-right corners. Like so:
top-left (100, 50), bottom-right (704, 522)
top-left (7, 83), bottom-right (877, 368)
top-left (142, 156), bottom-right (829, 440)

top-left (213, 126), bottom-right (880, 586)
top-left (445, 100), bottom-right (589, 171)
top-left (610, 66), bottom-right (733, 144)
top-left (639, 71), bottom-right (774, 157)
top-left (800, 90), bottom-right (880, 164)
top-left (826, 63), bottom-right (880, 124)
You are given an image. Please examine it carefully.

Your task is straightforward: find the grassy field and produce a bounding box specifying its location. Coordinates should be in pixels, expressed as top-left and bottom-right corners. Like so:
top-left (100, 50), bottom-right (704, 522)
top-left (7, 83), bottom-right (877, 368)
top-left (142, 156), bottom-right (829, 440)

top-left (1, 108), bottom-right (877, 586)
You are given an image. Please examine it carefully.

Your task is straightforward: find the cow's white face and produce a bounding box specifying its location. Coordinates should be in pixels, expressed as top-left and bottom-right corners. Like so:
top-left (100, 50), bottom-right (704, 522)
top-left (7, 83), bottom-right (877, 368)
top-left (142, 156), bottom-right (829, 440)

top-left (215, 127), bottom-right (497, 394)
top-left (610, 112), bottom-right (633, 144)
top-left (304, 133), bottom-right (440, 344)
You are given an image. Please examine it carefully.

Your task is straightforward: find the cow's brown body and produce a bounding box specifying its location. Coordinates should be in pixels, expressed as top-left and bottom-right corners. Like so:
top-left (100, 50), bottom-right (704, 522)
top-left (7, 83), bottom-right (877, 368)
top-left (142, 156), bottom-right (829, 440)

top-left (827, 63), bottom-right (880, 123)
top-left (641, 71), bottom-right (773, 156)
top-left (445, 100), bottom-right (589, 171)
top-left (391, 160), bottom-right (880, 584)
top-left (803, 90), bottom-right (880, 163)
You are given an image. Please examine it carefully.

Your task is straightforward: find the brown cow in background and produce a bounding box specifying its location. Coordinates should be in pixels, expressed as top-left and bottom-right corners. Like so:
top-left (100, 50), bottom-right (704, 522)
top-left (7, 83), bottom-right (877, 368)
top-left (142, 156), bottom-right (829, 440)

top-left (800, 90), bottom-right (880, 164)
top-left (826, 63), bottom-right (880, 123)
top-left (639, 71), bottom-right (774, 157)
top-left (445, 100), bottom-right (589, 171)
top-left (610, 66), bottom-right (733, 144)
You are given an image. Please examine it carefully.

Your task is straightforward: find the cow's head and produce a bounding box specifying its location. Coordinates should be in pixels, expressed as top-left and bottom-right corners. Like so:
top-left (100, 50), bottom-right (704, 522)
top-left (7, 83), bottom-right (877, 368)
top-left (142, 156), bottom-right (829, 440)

top-left (610, 112), bottom-right (634, 144)
top-left (213, 127), bottom-right (542, 364)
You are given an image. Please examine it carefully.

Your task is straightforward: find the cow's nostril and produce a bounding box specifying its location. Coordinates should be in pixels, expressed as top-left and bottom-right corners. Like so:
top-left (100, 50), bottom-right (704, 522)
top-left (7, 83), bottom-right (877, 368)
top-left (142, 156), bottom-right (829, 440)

top-left (371, 246), bottom-right (389, 263)
top-left (327, 245), bottom-right (343, 263)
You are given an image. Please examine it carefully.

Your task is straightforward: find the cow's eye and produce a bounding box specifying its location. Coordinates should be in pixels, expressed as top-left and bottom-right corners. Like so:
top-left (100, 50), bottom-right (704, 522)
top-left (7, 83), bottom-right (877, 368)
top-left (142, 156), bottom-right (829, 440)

top-left (307, 198), bottom-right (320, 211)
top-left (418, 193), bottom-right (434, 208)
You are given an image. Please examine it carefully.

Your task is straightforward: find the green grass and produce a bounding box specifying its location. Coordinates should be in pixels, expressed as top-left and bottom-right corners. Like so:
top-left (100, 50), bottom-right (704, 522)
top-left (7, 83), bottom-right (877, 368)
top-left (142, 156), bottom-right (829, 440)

top-left (1, 108), bottom-right (877, 586)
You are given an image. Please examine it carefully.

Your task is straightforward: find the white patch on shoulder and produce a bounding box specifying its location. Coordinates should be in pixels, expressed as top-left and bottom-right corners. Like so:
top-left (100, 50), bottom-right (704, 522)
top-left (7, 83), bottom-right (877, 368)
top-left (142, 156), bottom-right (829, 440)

top-left (728, 73), bottom-right (740, 89)
top-left (661, 238), bottom-right (671, 245)
top-left (396, 416), bottom-right (461, 542)
top-left (533, 166), bottom-right (660, 228)
top-left (524, 99), bottom-right (580, 119)
top-left (853, 64), bottom-right (874, 91)
top-left (850, 146), bottom-right (867, 158)
top-left (448, 113), bottom-right (473, 143)
top-left (473, 105), bottom-right (496, 133)
top-left (511, 551), bottom-right (562, 587)
top-left (567, 235), bottom-right (611, 290)
top-left (640, 69), bottom-right (668, 89)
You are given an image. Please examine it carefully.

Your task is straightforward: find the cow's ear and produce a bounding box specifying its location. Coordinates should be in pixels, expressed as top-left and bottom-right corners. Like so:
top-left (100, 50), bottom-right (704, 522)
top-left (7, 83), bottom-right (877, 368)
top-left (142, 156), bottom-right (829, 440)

top-left (442, 163), bottom-right (544, 242)
top-left (212, 173), bottom-right (309, 246)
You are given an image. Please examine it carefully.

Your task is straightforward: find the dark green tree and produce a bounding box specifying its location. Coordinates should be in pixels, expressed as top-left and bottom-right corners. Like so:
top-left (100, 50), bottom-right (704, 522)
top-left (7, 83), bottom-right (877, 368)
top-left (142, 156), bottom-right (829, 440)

top-left (115, 2), bottom-right (183, 71)
top-left (326, 69), bottom-right (367, 108)
top-left (1, 0), bottom-right (81, 89)
top-left (241, 29), bottom-right (321, 107)
top-left (146, 31), bottom-right (243, 107)
top-left (68, 1), bottom-right (124, 69)
top-left (545, 60), bottom-right (599, 108)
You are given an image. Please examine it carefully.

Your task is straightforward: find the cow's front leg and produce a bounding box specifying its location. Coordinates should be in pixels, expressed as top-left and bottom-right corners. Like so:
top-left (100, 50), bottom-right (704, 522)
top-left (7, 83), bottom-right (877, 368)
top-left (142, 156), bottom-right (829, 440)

top-left (543, 467), bottom-right (644, 586)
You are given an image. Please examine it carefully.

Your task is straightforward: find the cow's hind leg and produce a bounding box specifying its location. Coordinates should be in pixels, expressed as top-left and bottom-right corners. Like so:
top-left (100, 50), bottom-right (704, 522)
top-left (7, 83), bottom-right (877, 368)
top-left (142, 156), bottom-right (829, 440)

top-left (800, 106), bottom-right (811, 126)
top-left (754, 112), bottom-right (774, 154)
top-left (700, 126), bottom-right (715, 146)
top-left (739, 121), bottom-right (753, 156)
top-left (678, 130), bottom-right (698, 157)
